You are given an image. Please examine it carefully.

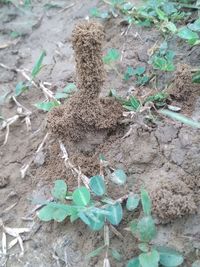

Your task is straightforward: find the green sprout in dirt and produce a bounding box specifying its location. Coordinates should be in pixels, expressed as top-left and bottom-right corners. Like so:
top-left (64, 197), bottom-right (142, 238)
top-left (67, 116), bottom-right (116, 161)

top-left (15, 51), bottom-right (47, 97)
top-left (103, 48), bottom-right (121, 76)
top-left (109, 89), bottom-right (200, 128)
top-left (177, 18), bottom-right (200, 45)
top-left (100, 0), bottom-right (188, 31)
top-left (126, 189), bottom-right (184, 267)
top-left (149, 41), bottom-right (175, 72)
top-left (38, 155), bottom-right (127, 265)
top-left (124, 66), bottom-right (149, 86)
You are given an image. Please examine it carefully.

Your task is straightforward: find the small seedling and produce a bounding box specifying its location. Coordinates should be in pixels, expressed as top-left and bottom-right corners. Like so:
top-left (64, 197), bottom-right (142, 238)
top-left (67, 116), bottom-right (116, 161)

top-left (124, 66), bottom-right (149, 86)
top-left (126, 189), bottom-right (184, 267)
top-left (149, 41), bottom-right (175, 72)
top-left (38, 155), bottom-right (127, 264)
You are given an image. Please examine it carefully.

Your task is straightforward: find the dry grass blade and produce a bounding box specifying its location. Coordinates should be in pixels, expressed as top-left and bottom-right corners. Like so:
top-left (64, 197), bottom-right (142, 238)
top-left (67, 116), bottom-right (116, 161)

top-left (2, 232), bottom-right (7, 255)
top-left (20, 132), bottom-right (49, 178)
top-left (103, 258), bottom-right (111, 267)
top-left (59, 141), bottom-right (90, 188)
top-left (4, 226), bottom-right (30, 237)
top-left (8, 238), bottom-right (18, 250)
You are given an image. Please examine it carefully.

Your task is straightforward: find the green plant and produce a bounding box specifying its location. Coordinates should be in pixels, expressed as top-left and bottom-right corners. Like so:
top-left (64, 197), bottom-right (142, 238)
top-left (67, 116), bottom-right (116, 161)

top-left (177, 22), bottom-right (200, 45)
top-left (38, 155), bottom-right (127, 263)
top-left (102, 0), bottom-right (188, 31)
top-left (124, 66), bottom-right (149, 86)
top-left (149, 41), bottom-right (175, 72)
top-left (126, 189), bottom-right (184, 267)
top-left (15, 51), bottom-right (46, 97)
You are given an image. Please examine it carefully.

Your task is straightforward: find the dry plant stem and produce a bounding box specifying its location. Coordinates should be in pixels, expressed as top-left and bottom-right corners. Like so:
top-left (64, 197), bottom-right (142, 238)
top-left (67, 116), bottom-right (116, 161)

top-left (59, 141), bottom-right (90, 188)
top-left (58, 2), bottom-right (75, 13)
top-left (0, 63), bottom-right (59, 102)
top-left (20, 132), bottom-right (49, 178)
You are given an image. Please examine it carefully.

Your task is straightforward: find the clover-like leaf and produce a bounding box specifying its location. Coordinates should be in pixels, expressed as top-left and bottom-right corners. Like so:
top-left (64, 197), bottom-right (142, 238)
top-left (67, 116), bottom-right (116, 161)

top-left (52, 180), bottom-right (67, 200)
top-left (89, 175), bottom-right (106, 196)
top-left (72, 186), bottom-right (91, 206)
top-left (157, 246), bottom-right (184, 267)
top-left (110, 169), bottom-right (127, 185)
top-left (126, 194), bottom-right (140, 211)
top-left (105, 202), bottom-right (123, 225)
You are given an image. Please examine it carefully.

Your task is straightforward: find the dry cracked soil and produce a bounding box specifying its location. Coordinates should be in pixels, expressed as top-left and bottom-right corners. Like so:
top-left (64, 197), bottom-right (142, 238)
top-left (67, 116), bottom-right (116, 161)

top-left (0, 0), bottom-right (200, 266)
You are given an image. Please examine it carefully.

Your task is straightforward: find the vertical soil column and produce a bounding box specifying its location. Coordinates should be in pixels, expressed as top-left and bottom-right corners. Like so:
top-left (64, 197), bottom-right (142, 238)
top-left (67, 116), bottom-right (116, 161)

top-left (72, 22), bottom-right (105, 98)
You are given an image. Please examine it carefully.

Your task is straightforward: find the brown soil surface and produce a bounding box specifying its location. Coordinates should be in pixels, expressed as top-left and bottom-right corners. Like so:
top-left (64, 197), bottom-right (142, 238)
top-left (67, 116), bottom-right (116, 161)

top-left (0, 1), bottom-right (200, 266)
top-left (168, 64), bottom-right (200, 115)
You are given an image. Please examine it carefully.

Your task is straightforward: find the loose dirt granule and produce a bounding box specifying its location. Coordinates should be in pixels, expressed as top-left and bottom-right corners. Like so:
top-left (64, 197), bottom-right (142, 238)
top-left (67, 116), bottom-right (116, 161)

top-left (150, 179), bottom-right (197, 224)
top-left (48, 21), bottom-right (123, 144)
top-left (169, 64), bottom-right (200, 115)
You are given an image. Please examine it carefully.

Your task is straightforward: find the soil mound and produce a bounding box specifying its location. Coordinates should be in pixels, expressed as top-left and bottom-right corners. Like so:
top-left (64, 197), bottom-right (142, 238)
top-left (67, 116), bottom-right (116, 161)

top-left (150, 178), bottom-right (197, 223)
top-left (47, 22), bottom-right (123, 146)
top-left (169, 64), bottom-right (200, 115)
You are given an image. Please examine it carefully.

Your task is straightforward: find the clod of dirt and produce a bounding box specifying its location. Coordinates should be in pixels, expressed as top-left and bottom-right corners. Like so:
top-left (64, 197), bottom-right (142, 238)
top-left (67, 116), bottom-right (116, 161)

top-left (168, 64), bottom-right (200, 115)
top-left (0, 175), bottom-right (9, 188)
top-left (47, 22), bottom-right (123, 148)
top-left (150, 179), bottom-right (197, 224)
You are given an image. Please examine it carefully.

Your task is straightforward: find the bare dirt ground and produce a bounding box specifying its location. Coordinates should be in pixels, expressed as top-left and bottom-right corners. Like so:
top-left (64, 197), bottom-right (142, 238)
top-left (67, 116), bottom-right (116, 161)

top-left (0, 0), bottom-right (200, 266)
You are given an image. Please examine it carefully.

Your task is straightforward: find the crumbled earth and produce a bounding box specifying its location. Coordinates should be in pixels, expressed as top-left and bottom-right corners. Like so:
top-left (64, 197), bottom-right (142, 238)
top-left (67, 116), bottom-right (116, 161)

top-left (150, 179), bottom-right (197, 224)
top-left (0, 0), bottom-right (200, 266)
top-left (168, 64), bottom-right (200, 115)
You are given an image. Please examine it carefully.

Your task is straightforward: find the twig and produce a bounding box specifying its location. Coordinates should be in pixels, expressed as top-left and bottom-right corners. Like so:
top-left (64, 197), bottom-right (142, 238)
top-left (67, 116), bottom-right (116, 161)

top-left (58, 3), bottom-right (75, 13)
top-left (59, 141), bottom-right (90, 188)
top-left (20, 132), bottom-right (49, 178)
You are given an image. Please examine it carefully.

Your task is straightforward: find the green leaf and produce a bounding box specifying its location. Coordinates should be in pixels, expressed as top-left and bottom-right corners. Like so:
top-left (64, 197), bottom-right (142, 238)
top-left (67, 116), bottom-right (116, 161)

top-left (34, 101), bottom-right (60, 112)
top-left (105, 202), bottom-right (123, 225)
top-left (52, 180), bottom-right (67, 200)
top-left (133, 66), bottom-right (146, 76)
top-left (110, 248), bottom-right (122, 261)
top-left (79, 210), bottom-right (104, 230)
top-left (55, 92), bottom-right (68, 99)
top-left (110, 169), bottom-right (127, 185)
top-left (103, 48), bottom-right (120, 65)
top-left (188, 19), bottom-right (200, 32)
top-left (72, 186), bottom-right (91, 206)
top-left (177, 27), bottom-right (199, 42)
top-left (89, 175), bottom-right (106, 196)
top-left (124, 66), bottom-right (134, 81)
top-left (192, 260), bottom-right (200, 267)
top-left (31, 51), bottom-right (46, 78)
top-left (63, 83), bottom-right (77, 94)
top-left (138, 243), bottom-right (149, 252)
top-left (164, 21), bottom-right (177, 33)
top-left (159, 109), bottom-right (200, 128)
top-left (86, 245), bottom-right (105, 259)
top-left (38, 205), bottom-right (55, 221)
top-left (152, 57), bottom-right (167, 71)
top-left (126, 257), bottom-right (141, 267)
top-left (15, 81), bottom-right (29, 96)
top-left (130, 219), bottom-right (138, 235)
top-left (136, 75), bottom-right (149, 86)
top-left (141, 189), bottom-right (151, 216)
top-left (156, 8), bottom-right (167, 21)
top-left (139, 249), bottom-right (160, 267)
top-left (192, 71), bottom-right (200, 83)
top-left (157, 247), bottom-right (184, 267)
top-left (126, 194), bottom-right (140, 211)
top-left (53, 207), bottom-right (69, 222)
top-left (137, 216), bottom-right (156, 242)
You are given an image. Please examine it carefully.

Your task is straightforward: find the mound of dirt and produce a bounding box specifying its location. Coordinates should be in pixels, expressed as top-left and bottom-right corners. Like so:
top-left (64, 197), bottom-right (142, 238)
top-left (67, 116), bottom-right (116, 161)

top-left (169, 64), bottom-right (200, 115)
top-left (47, 21), bottom-right (123, 148)
top-left (150, 179), bottom-right (197, 224)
